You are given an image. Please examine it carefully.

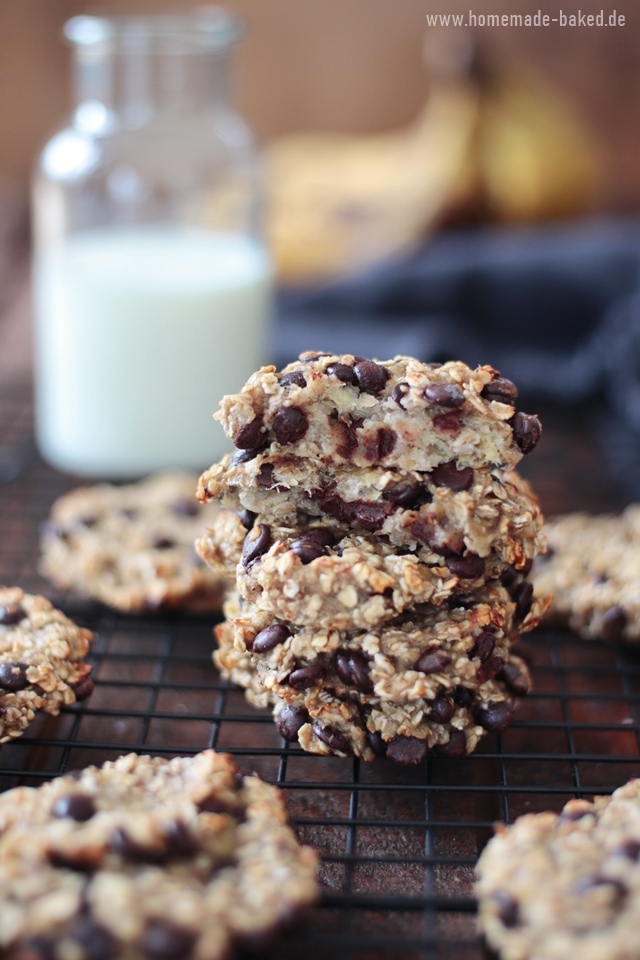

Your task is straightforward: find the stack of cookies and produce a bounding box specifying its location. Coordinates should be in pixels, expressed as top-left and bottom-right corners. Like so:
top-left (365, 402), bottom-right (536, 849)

top-left (197, 353), bottom-right (551, 762)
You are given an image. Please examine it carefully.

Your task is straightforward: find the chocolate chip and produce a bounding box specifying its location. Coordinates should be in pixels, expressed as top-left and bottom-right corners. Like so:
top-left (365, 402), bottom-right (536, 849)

top-left (429, 696), bottom-right (455, 723)
top-left (426, 361), bottom-right (444, 369)
top-left (475, 700), bottom-right (515, 732)
top-left (110, 828), bottom-right (157, 862)
top-left (383, 477), bottom-right (422, 507)
top-left (363, 427), bottom-right (397, 461)
top-left (71, 671), bottom-right (94, 702)
top-left (0, 603), bottom-right (26, 626)
top-left (252, 624), bottom-right (290, 653)
top-left (453, 686), bottom-right (474, 708)
top-left (287, 664), bottom-right (324, 688)
top-left (514, 581), bottom-right (534, 620)
top-left (275, 704), bottom-right (309, 741)
top-left (290, 528), bottom-right (335, 563)
top-left (446, 553), bottom-right (484, 579)
top-left (326, 363), bottom-right (356, 384)
top-left (469, 632), bottom-right (495, 662)
top-left (316, 486), bottom-right (392, 531)
top-left (476, 656), bottom-right (506, 684)
top-left (573, 875), bottom-right (626, 900)
top-left (47, 849), bottom-right (98, 872)
top-left (351, 500), bottom-right (393, 530)
top-left (18, 938), bottom-right (57, 960)
top-left (482, 377), bottom-right (518, 403)
top-left (255, 464), bottom-right (274, 488)
top-left (230, 447), bottom-right (259, 466)
top-left (430, 461), bottom-right (474, 492)
top-left (415, 648), bottom-right (452, 674)
top-left (423, 383), bottom-right (465, 407)
top-left (313, 723), bottom-right (351, 754)
top-left (334, 417), bottom-right (360, 458)
top-left (53, 792), bottom-right (96, 822)
top-left (152, 537), bottom-right (175, 549)
top-left (366, 730), bottom-right (387, 757)
top-left (385, 736), bottom-right (429, 764)
top-left (432, 413), bottom-right (461, 436)
top-left (280, 370), bottom-right (307, 388)
top-left (492, 891), bottom-right (520, 928)
top-left (170, 499), bottom-right (198, 517)
top-left (140, 922), bottom-right (195, 960)
top-left (0, 661), bottom-right (29, 691)
top-left (512, 411), bottom-right (541, 454)
top-left (353, 360), bottom-right (390, 394)
top-left (434, 729), bottom-right (468, 758)
top-left (499, 663), bottom-right (529, 696)
top-left (407, 517), bottom-right (452, 555)
top-left (242, 524), bottom-right (271, 568)
top-left (163, 820), bottom-right (197, 857)
top-left (272, 406), bottom-right (309, 444)
top-left (233, 416), bottom-right (265, 450)
top-left (613, 839), bottom-right (640, 860)
top-left (334, 651), bottom-right (373, 693)
top-left (71, 916), bottom-right (115, 960)
top-left (601, 605), bottom-right (627, 642)
top-left (500, 565), bottom-right (519, 589)
top-left (238, 509), bottom-right (256, 530)
top-left (391, 382), bottom-right (410, 409)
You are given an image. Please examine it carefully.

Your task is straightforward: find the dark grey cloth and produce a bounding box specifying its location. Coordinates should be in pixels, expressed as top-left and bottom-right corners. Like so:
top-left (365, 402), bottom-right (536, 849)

top-left (275, 218), bottom-right (640, 495)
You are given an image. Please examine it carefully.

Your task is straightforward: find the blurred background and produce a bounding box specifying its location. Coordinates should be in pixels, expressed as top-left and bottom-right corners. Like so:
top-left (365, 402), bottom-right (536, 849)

top-left (0, 0), bottom-right (638, 210)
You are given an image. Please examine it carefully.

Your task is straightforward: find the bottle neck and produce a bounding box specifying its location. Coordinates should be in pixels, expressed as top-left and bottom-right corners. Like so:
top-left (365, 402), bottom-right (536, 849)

top-left (72, 45), bottom-right (232, 130)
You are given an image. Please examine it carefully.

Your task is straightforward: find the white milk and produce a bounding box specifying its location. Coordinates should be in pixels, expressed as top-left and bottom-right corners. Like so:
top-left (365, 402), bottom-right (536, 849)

top-left (34, 226), bottom-right (272, 476)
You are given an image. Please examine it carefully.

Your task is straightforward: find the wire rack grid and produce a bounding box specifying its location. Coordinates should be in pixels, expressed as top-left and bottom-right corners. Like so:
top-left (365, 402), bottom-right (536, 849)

top-left (1, 378), bottom-right (639, 960)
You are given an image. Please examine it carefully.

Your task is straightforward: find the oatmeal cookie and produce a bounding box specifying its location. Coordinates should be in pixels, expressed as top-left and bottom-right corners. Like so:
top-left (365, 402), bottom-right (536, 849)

top-left (40, 473), bottom-right (226, 613)
top-left (198, 459), bottom-right (545, 561)
top-left (532, 505), bottom-right (640, 642)
top-left (197, 498), bottom-right (543, 631)
top-left (0, 586), bottom-right (94, 742)
top-left (207, 353), bottom-right (541, 478)
top-left (476, 779), bottom-right (640, 960)
top-left (214, 585), bottom-right (549, 762)
top-left (0, 750), bottom-right (318, 960)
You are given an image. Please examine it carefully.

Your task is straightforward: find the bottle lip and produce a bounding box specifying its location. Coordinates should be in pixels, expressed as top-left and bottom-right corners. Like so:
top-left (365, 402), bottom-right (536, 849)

top-left (64, 6), bottom-right (243, 52)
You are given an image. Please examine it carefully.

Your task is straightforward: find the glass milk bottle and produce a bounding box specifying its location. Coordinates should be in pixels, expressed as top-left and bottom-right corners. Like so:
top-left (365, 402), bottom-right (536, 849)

top-left (33, 9), bottom-right (272, 477)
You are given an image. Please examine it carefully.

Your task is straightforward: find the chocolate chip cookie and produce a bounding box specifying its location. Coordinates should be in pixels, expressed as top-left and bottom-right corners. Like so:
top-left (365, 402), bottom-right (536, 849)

top-left (215, 583), bottom-right (550, 762)
top-left (0, 750), bottom-right (318, 960)
top-left (199, 460), bottom-right (545, 562)
top-left (40, 473), bottom-right (226, 613)
top-left (0, 586), bottom-right (94, 742)
top-left (532, 506), bottom-right (640, 642)
top-left (476, 779), bottom-right (640, 960)
top-left (209, 353), bottom-right (541, 476)
top-left (197, 475), bottom-right (544, 631)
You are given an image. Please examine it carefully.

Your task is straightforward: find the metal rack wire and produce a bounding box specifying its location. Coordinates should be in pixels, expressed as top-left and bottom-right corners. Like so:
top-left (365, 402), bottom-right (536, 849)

top-left (1, 378), bottom-right (639, 960)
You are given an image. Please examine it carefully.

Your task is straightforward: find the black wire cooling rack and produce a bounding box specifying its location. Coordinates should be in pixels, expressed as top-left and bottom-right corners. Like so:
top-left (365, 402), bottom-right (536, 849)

top-left (2, 377), bottom-right (639, 960)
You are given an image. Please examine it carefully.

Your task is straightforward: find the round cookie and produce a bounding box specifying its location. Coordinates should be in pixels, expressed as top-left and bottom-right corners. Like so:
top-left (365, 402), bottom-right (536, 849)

top-left (209, 353), bottom-right (541, 477)
top-left (198, 460), bottom-right (545, 562)
top-left (0, 586), bottom-right (94, 742)
top-left (0, 750), bottom-right (318, 960)
top-left (196, 481), bottom-right (544, 632)
top-left (214, 584), bottom-right (549, 762)
top-left (476, 779), bottom-right (640, 960)
top-left (532, 506), bottom-right (640, 642)
top-left (40, 473), bottom-right (226, 613)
